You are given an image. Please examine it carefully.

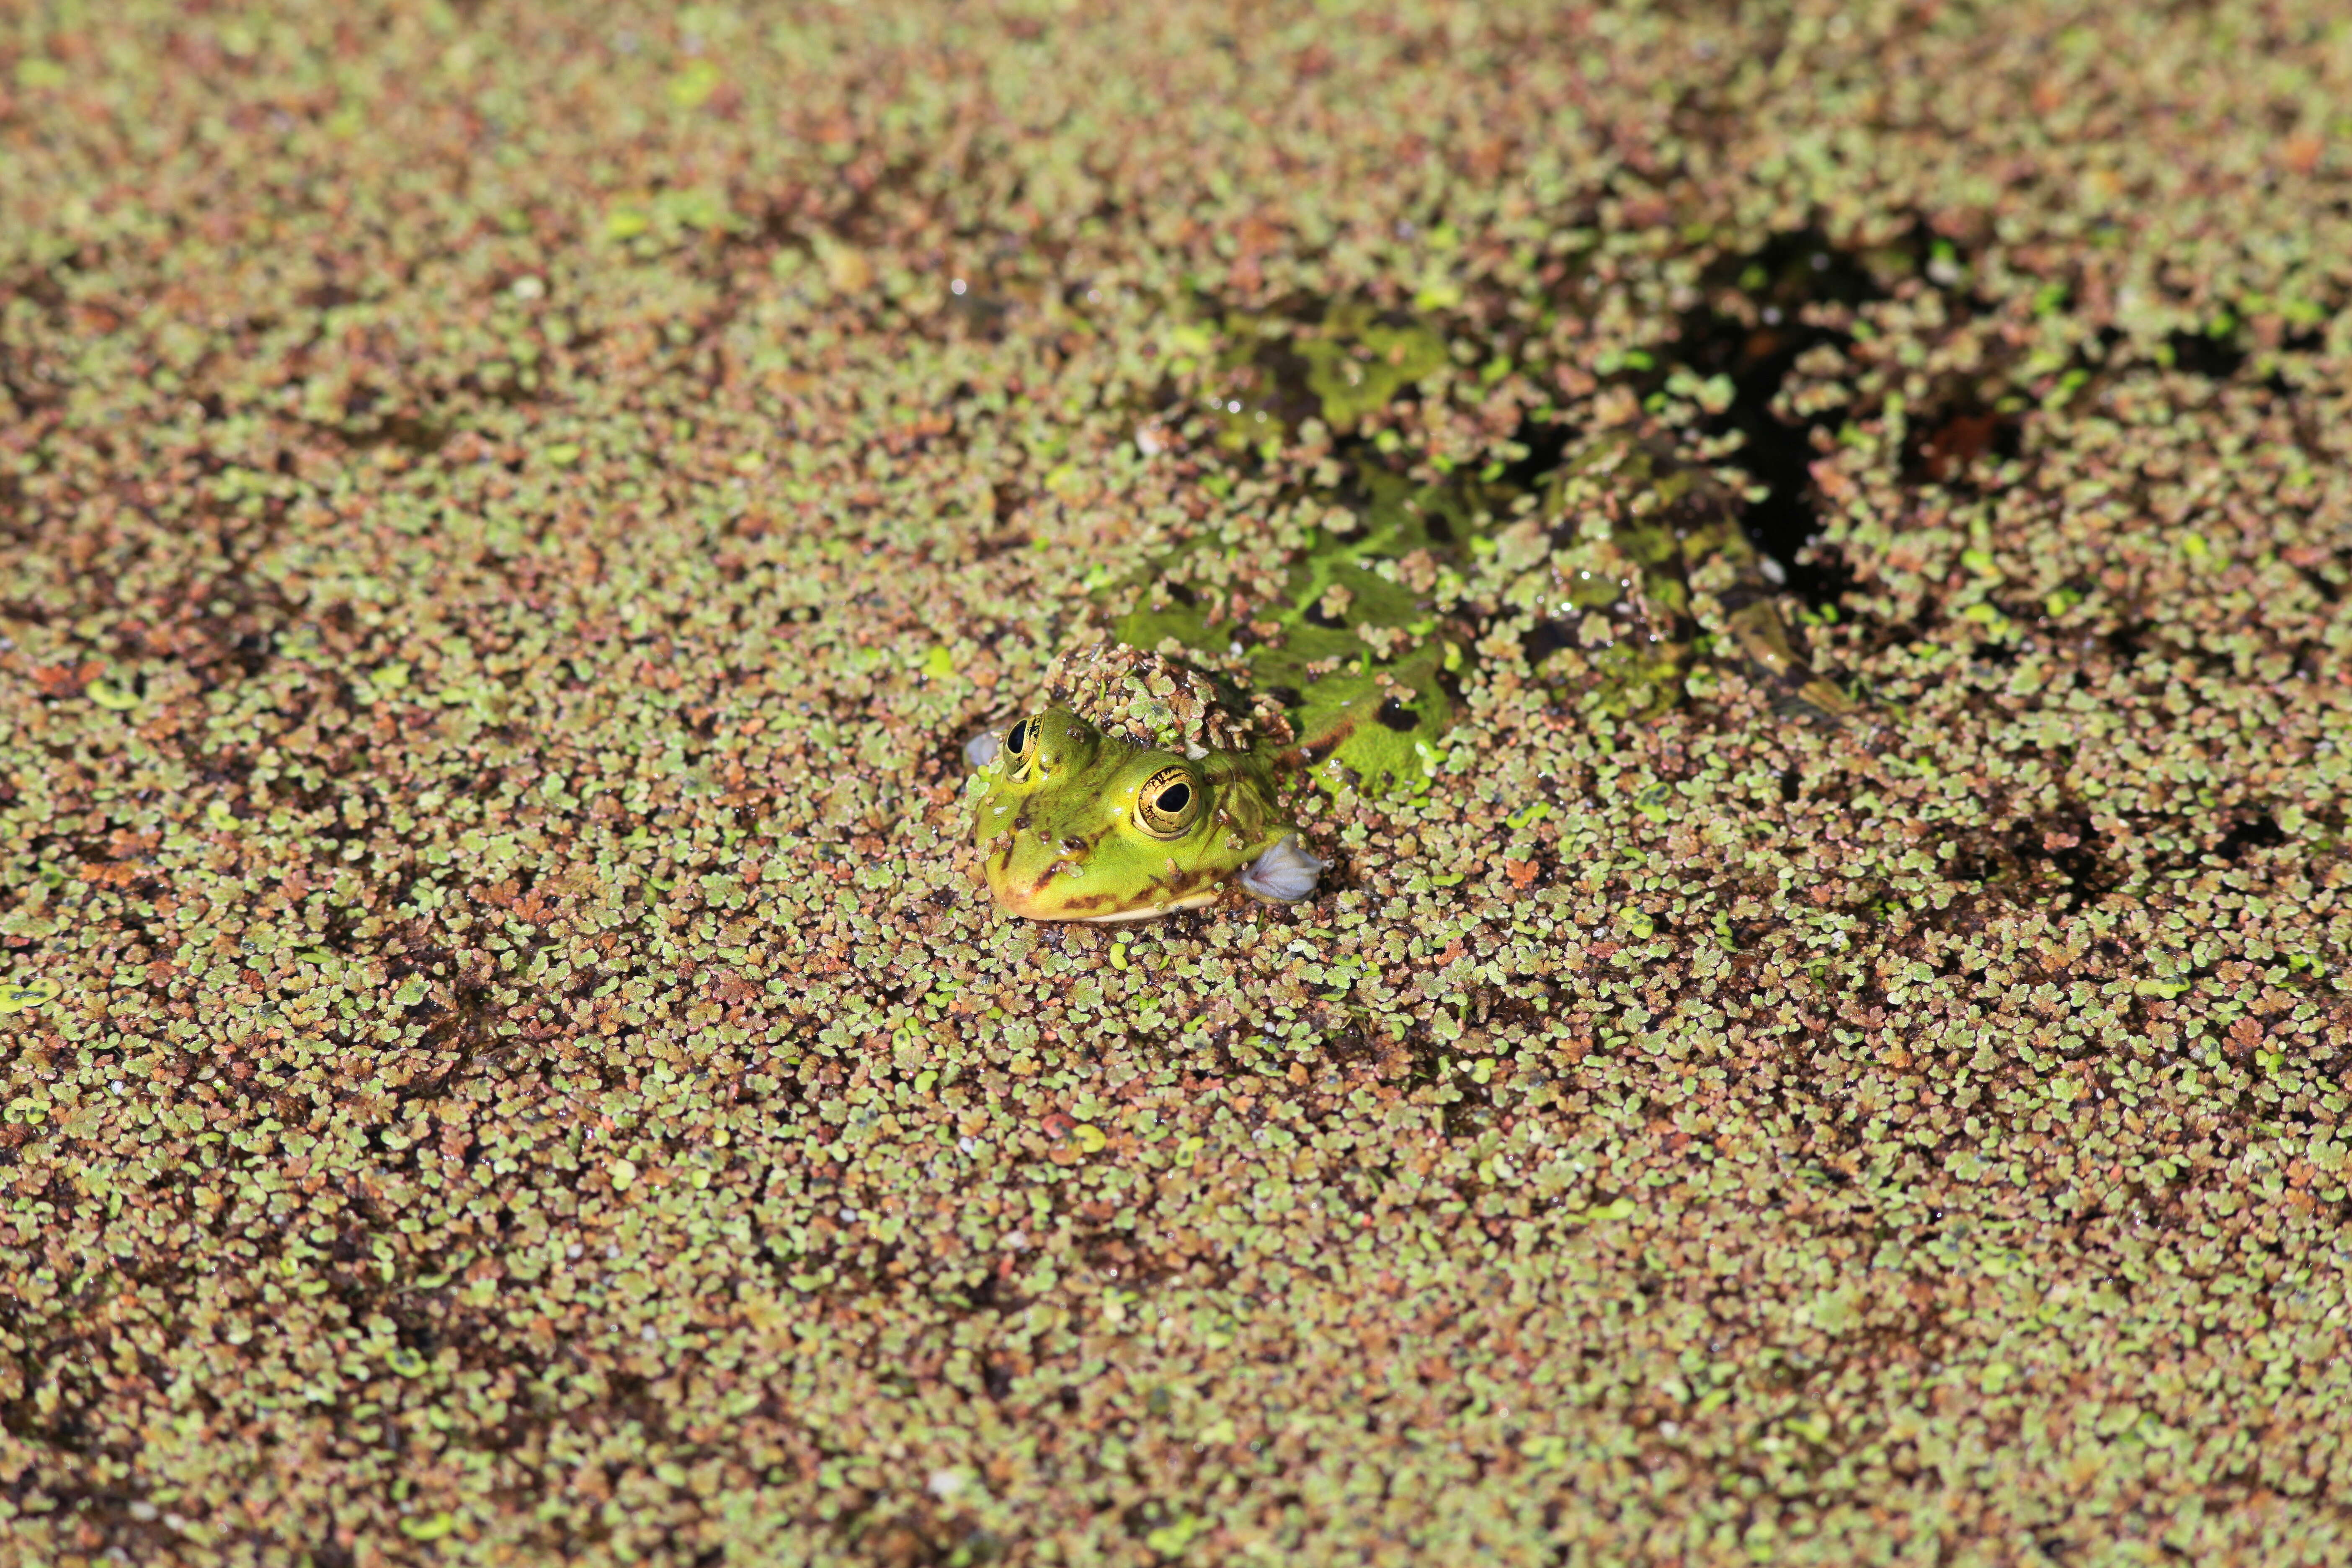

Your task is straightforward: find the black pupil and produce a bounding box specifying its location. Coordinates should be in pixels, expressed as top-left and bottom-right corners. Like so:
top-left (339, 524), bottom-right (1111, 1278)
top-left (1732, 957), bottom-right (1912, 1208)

top-left (1155, 782), bottom-right (1191, 814)
top-left (1008, 719), bottom-right (1032, 753)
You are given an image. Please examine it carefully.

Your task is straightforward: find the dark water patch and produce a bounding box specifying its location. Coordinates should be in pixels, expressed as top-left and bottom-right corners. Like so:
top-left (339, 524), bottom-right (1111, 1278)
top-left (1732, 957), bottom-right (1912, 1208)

top-left (1673, 230), bottom-right (1890, 608)
top-left (1494, 412), bottom-right (1575, 494)
top-left (0, 472), bottom-right (26, 544)
top-left (334, 409), bottom-right (452, 455)
top-left (1906, 397), bottom-right (2024, 487)
top-left (2165, 326), bottom-right (2249, 380)
top-left (2214, 811), bottom-right (2285, 862)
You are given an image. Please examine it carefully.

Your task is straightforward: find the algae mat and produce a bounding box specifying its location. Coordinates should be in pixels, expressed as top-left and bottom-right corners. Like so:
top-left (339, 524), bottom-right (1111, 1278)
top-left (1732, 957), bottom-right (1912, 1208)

top-left (4, 4), bottom-right (2351, 1565)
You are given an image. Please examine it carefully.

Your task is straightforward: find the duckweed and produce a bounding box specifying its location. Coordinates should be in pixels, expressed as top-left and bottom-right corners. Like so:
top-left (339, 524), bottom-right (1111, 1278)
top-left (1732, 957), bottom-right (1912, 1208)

top-left (0, 4), bottom-right (2345, 1566)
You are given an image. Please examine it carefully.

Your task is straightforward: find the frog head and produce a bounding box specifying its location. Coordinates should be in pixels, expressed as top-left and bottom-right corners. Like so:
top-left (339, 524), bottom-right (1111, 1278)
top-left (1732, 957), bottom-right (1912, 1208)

top-left (970, 706), bottom-right (1305, 921)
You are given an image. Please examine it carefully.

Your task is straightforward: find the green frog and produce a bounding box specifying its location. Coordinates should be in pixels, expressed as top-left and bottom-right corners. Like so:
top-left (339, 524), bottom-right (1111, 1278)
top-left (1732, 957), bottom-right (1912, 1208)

top-left (968, 307), bottom-right (1858, 922)
top-left (966, 645), bottom-right (1326, 921)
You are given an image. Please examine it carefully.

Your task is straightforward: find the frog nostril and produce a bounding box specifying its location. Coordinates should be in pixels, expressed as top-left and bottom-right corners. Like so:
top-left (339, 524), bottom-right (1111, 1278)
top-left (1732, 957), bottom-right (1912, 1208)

top-left (1059, 834), bottom-right (1090, 853)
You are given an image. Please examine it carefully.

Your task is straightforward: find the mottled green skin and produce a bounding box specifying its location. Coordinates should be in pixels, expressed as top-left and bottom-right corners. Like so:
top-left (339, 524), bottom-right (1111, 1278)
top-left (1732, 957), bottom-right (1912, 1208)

top-left (972, 709), bottom-right (1295, 922)
top-left (1136, 305), bottom-right (1858, 788)
top-left (1112, 465), bottom-right (1469, 797)
top-left (1113, 437), bottom-right (1853, 799)
top-left (1522, 436), bottom-right (1859, 725)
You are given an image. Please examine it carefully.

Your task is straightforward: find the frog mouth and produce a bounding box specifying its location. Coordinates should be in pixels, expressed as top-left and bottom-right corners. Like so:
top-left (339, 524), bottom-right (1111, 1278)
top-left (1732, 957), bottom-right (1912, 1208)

top-left (981, 842), bottom-right (1221, 922)
top-left (1060, 889), bottom-right (1220, 923)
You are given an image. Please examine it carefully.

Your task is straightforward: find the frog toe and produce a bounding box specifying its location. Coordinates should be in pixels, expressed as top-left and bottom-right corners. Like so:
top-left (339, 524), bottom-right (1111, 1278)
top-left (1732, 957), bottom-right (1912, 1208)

top-left (1239, 833), bottom-right (1326, 903)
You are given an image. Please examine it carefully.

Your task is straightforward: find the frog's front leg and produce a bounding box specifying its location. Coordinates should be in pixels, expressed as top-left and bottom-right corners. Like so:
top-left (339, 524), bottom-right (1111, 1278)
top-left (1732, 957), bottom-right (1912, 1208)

top-left (962, 726), bottom-right (1007, 769)
top-left (1238, 833), bottom-right (1326, 903)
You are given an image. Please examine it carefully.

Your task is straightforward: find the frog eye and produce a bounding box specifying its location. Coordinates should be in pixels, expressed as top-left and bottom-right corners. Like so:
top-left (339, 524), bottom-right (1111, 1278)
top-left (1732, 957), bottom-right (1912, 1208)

top-left (1134, 766), bottom-right (1202, 839)
top-left (1003, 715), bottom-right (1041, 773)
